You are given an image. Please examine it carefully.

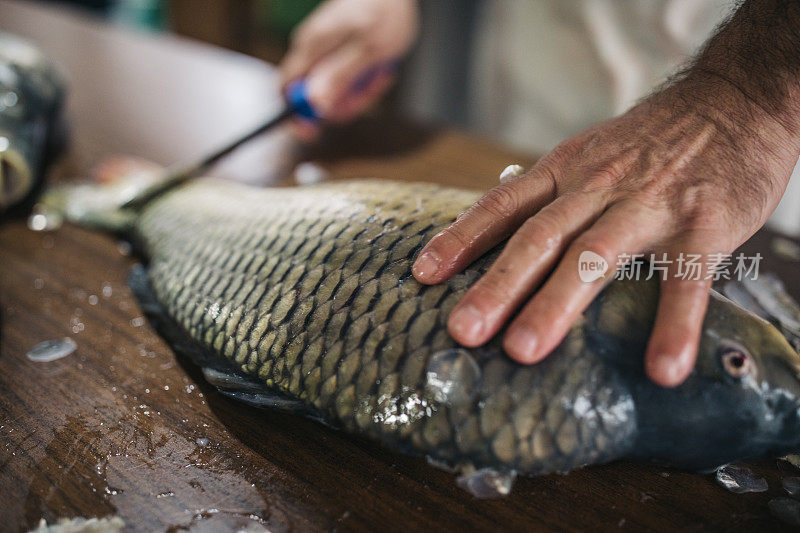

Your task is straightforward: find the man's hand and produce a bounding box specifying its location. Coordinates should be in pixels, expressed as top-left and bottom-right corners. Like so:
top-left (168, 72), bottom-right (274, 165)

top-left (279, 0), bottom-right (418, 141)
top-left (413, 0), bottom-right (800, 387)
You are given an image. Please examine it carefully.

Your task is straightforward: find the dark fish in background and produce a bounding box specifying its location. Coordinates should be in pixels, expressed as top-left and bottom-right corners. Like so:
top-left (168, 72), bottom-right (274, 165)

top-left (0, 32), bottom-right (66, 218)
top-left (46, 176), bottom-right (800, 497)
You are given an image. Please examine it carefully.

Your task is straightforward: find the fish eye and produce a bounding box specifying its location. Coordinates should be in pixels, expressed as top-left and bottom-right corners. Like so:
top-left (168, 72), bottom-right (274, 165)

top-left (719, 343), bottom-right (755, 379)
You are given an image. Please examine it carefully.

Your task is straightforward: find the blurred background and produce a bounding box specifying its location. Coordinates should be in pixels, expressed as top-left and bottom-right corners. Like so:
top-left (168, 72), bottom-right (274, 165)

top-left (43, 0), bottom-right (315, 60)
top-left (34, 0), bottom-right (800, 236)
top-left (39, 0), bottom-right (474, 129)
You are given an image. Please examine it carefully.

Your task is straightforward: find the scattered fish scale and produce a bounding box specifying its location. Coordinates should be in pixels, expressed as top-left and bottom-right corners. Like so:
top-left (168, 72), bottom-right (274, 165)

top-left (716, 464), bottom-right (768, 494)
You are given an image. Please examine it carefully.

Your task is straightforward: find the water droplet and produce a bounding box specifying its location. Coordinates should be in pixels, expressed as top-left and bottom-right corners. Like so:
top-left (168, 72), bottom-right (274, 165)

top-left (27, 338), bottom-right (77, 362)
top-left (33, 278), bottom-right (44, 290)
top-left (2, 91), bottom-right (18, 108)
top-left (27, 206), bottom-right (63, 232)
top-left (294, 161), bottom-right (329, 185)
top-left (770, 497), bottom-right (800, 526)
top-left (117, 241), bottom-right (132, 256)
top-left (196, 437), bottom-right (209, 447)
top-left (716, 464), bottom-right (768, 493)
top-left (88, 295), bottom-right (98, 305)
top-left (425, 348), bottom-right (481, 406)
top-left (456, 467), bottom-right (516, 498)
top-left (130, 317), bottom-right (145, 327)
top-left (102, 283), bottom-right (113, 298)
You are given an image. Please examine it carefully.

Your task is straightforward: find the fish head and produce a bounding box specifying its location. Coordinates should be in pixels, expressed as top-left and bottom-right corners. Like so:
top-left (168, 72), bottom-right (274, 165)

top-left (633, 291), bottom-right (800, 470)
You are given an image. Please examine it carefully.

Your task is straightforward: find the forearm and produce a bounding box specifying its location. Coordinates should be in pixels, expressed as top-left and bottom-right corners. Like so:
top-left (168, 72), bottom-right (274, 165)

top-left (684, 0), bottom-right (800, 141)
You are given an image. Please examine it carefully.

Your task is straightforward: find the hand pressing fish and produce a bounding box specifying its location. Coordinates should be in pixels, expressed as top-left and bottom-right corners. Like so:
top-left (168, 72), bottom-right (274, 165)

top-left (46, 173), bottom-right (800, 497)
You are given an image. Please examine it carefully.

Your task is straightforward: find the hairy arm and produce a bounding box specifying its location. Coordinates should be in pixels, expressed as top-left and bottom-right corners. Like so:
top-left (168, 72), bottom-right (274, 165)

top-left (688, 0), bottom-right (800, 136)
top-left (413, 0), bottom-right (800, 386)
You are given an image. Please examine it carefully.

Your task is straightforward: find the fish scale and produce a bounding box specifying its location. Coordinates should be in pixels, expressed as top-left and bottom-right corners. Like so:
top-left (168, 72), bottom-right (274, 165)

top-left (133, 178), bottom-right (638, 475)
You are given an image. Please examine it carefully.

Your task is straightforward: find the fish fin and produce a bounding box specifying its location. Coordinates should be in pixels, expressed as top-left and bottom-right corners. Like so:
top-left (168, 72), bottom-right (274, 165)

top-left (201, 366), bottom-right (314, 416)
top-left (723, 274), bottom-right (800, 352)
top-left (127, 265), bottom-right (327, 421)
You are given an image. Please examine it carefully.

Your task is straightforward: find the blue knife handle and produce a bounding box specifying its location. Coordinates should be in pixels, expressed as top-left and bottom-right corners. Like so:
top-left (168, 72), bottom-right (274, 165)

top-left (286, 79), bottom-right (317, 121)
top-left (286, 60), bottom-right (400, 122)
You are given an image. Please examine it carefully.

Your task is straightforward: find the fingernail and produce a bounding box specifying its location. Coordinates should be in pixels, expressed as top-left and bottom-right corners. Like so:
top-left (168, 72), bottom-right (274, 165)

top-left (448, 305), bottom-right (485, 345)
top-left (505, 327), bottom-right (538, 362)
top-left (413, 250), bottom-right (441, 279)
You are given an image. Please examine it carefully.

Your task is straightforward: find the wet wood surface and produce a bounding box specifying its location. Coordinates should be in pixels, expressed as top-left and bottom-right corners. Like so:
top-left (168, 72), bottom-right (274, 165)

top-left (2, 1), bottom-right (800, 531)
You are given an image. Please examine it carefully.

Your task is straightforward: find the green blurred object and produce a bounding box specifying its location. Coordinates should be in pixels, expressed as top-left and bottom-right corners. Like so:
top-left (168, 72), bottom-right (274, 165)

top-left (262, 0), bottom-right (322, 36)
top-left (112, 0), bottom-right (167, 31)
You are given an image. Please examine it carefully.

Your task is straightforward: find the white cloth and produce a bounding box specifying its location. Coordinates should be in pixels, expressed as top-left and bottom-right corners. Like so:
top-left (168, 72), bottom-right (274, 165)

top-left (470, 0), bottom-right (800, 236)
top-left (402, 0), bottom-right (800, 236)
top-left (469, 0), bottom-right (729, 153)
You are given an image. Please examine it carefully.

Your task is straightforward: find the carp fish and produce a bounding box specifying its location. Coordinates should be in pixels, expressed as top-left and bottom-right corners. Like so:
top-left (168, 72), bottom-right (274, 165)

top-left (49, 175), bottom-right (800, 496)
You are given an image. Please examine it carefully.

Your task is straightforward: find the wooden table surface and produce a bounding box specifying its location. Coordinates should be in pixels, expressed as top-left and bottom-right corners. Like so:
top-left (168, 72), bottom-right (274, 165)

top-left (2, 2), bottom-right (800, 531)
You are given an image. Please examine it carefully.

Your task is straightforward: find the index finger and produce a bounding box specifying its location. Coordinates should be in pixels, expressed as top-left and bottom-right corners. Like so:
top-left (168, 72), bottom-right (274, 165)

top-left (412, 162), bottom-right (559, 285)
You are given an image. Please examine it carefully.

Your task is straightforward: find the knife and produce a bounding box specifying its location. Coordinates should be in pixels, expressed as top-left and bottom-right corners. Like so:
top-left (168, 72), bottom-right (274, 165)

top-left (122, 61), bottom-right (397, 209)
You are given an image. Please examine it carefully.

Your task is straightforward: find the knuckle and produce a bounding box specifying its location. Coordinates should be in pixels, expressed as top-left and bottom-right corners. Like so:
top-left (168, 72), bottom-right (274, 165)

top-left (473, 272), bottom-right (515, 305)
top-left (536, 164), bottom-right (561, 199)
top-left (475, 185), bottom-right (520, 220)
top-left (629, 188), bottom-right (667, 211)
top-left (518, 211), bottom-right (564, 251)
top-left (549, 136), bottom-right (584, 161)
top-left (572, 233), bottom-right (616, 261)
top-left (674, 192), bottom-right (726, 231)
top-left (673, 278), bottom-right (711, 298)
top-left (433, 224), bottom-right (472, 254)
top-left (585, 160), bottom-right (627, 190)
